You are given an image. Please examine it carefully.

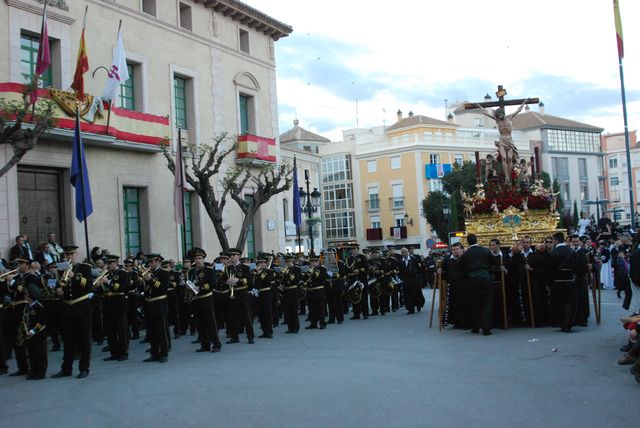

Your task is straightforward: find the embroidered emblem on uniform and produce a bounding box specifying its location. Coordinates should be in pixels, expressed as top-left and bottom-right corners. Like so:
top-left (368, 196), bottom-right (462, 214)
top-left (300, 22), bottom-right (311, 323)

top-left (30, 309), bottom-right (36, 315)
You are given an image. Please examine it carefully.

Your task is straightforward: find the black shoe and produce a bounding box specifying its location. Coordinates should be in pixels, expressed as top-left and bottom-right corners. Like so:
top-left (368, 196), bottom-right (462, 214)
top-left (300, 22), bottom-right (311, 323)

top-left (26, 373), bottom-right (35, 380)
top-left (195, 347), bottom-right (211, 353)
top-left (117, 355), bottom-right (128, 361)
top-left (258, 334), bottom-right (273, 339)
top-left (159, 357), bottom-right (168, 363)
top-left (145, 348), bottom-right (152, 353)
top-left (77, 371), bottom-right (89, 379)
top-left (471, 329), bottom-right (479, 334)
top-left (95, 341), bottom-right (103, 346)
top-left (337, 320), bottom-right (343, 324)
top-left (226, 338), bottom-right (239, 344)
top-left (406, 311), bottom-right (415, 315)
top-left (621, 343), bottom-right (633, 352)
top-left (143, 356), bottom-right (159, 363)
top-left (326, 320), bottom-right (335, 324)
top-left (350, 316), bottom-right (360, 320)
top-left (319, 325), bottom-right (326, 330)
top-left (380, 312), bottom-right (386, 316)
top-left (248, 338), bottom-right (255, 344)
top-left (211, 347), bottom-right (221, 353)
top-left (31, 374), bottom-right (45, 380)
top-left (191, 339), bottom-right (200, 344)
top-left (131, 334), bottom-right (140, 340)
top-left (305, 325), bottom-right (318, 329)
top-left (103, 356), bottom-right (118, 361)
top-left (101, 346), bottom-right (110, 352)
top-left (174, 334), bottom-right (180, 339)
top-left (9, 370), bottom-right (27, 377)
top-left (363, 316), bottom-right (369, 319)
top-left (51, 344), bottom-right (61, 352)
top-left (483, 331), bottom-right (492, 336)
top-left (139, 339), bottom-right (149, 344)
top-left (0, 367), bottom-right (7, 376)
top-left (371, 312), bottom-right (379, 316)
top-left (51, 371), bottom-right (71, 378)
top-left (285, 330), bottom-right (296, 334)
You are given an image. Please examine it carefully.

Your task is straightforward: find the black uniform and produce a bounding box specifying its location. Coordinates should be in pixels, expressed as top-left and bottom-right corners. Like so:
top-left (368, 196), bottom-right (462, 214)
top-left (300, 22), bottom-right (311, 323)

top-left (368, 257), bottom-right (385, 316)
top-left (39, 271), bottom-right (63, 351)
top-left (102, 268), bottom-right (130, 360)
top-left (281, 264), bottom-right (301, 333)
top-left (327, 260), bottom-right (346, 324)
top-left (126, 268), bottom-right (142, 339)
top-left (188, 265), bottom-right (221, 351)
top-left (442, 254), bottom-right (468, 328)
top-left (306, 265), bottom-right (328, 329)
top-left (529, 248), bottom-right (552, 325)
top-left (22, 300), bottom-right (47, 379)
top-left (398, 255), bottom-right (421, 314)
top-left (253, 267), bottom-right (275, 337)
top-left (6, 272), bottom-right (39, 374)
top-left (0, 280), bottom-right (8, 373)
top-left (346, 253), bottom-right (369, 319)
top-left (60, 262), bottom-right (94, 375)
top-left (550, 243), bottom-right (577, 332)
top-left (144, 267), bottom-right (170, 360)
top-left (574, 247), bottom-right (591, 326)
top-left (167, 269), bottom-right (182, 338)
top-left (460, 244), bottom-right (494, 334)
top-left (220, 263), bottom-right (254, 343)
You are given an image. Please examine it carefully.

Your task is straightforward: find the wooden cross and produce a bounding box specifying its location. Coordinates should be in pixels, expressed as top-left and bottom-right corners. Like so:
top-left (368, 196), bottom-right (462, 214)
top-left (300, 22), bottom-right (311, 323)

top-left (464, 85), bottom-right (539, 111)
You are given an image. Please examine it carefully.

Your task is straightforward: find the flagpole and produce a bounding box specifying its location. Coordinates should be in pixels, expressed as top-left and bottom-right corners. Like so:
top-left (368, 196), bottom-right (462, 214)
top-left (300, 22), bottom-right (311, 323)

top-left (30, 0), bottom-right (48, 115)
top-left (178, 127), bottom-right (188, 259)
top-left (76, 105), bottom-right (91, 261)
top-left (294, 155), bottom-right (302, 253)
top-left (105, 19), bottom-right (122, 136)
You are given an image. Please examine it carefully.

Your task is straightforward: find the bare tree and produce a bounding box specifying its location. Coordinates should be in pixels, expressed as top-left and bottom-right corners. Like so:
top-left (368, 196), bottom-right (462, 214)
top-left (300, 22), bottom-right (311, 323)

top-left (163, 133), bottom-right (292, 252)
top-left (0, 84), bottom-right (55, 177)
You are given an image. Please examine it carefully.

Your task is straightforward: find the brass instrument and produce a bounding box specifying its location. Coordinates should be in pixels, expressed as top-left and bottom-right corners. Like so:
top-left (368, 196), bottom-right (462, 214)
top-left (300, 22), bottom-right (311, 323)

top-left (185, 279), bottom-right (199, 304)
top-left (0, 268), bottom-right (18, 279)
top-left (62, 263), bottom-right (74, 284)
top-left (93, 268), bottom-right (109, 287)
top-left (345, 280), bottom-right (364, 304)
top-left (17, 320), bottom-right (28, 346)
top-left (139, 265), bottom-right (152, 279)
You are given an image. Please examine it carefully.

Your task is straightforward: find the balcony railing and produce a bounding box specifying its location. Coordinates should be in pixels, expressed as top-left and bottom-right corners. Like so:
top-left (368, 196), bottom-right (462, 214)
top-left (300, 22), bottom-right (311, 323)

top-left (366, 228), bottom-right (383, 241)
top-left (366, 199), bottom-right (380, 211)
top-left (389, 226), bottom-right (407, 239)
top-left (389, 197), bottom-right (404, 209)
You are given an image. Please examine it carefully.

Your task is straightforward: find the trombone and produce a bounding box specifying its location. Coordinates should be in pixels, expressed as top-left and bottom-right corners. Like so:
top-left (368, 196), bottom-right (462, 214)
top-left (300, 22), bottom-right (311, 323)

top-left (93, 268), bottom-right (109, 287)
top-left (0, 268), bottom-right (18, 279)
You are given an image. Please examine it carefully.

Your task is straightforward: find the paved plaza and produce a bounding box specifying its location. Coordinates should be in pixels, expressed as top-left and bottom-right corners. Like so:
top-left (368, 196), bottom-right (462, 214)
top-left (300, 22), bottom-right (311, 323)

top-left (0, 290), bottom-right (636, 428)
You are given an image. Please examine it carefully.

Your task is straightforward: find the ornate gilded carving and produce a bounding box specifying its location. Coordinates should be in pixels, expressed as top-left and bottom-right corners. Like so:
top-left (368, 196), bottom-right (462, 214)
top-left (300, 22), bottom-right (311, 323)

top-left (465, 207), bottom-right (561, 246)
top-left (33, 0), bottom-right (69, 11)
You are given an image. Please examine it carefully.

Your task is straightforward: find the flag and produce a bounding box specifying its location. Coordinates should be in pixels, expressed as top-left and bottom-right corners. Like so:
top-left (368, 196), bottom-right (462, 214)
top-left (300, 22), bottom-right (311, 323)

top-left (292, 156), bottom-right (302, 228)
top-left (613, 0), bottom-right (624, 59)
top-left (101, 30), bottom-right (129, 102)
top-left (174, 131), bottom-right (187, 224)
top-left (30, 4), bottom-right (50, 104)
top-left (71, 28), bottom-right (89, 101)
top-left (70, 111), bottom-right (93, 222)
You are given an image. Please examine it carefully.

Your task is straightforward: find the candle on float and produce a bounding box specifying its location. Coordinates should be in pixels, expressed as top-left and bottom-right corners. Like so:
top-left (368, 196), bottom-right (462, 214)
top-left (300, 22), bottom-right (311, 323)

top-left (475, 151), bottom-right (481, 181)
top-left (534, 147), bottom-right (541, 175)
top-left (530, 156), bottom-right (535, 176)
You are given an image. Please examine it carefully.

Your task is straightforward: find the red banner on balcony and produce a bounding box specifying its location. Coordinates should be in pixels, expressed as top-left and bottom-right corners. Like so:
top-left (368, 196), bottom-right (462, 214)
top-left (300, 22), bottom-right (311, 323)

top-left (366, 228), bottom-right (383, 241)
top-left (390, 226), bottom-right (407, 239)
top-left (237, 134), bottom-right (276, 162)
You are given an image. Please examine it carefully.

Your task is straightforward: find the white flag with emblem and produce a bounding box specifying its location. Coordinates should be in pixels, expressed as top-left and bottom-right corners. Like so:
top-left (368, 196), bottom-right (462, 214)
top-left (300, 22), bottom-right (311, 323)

top-left (101, 31), bottom-right (129, 102)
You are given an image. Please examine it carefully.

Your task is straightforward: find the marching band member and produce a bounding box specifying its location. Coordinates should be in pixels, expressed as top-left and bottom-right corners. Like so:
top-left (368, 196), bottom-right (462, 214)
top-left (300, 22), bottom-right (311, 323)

top-left (346, 245), bottom-right (369, 320)
top-left (39, 261), bottom-right (63, 351)
top-left (22, 283), bottom-right (47, 380)
top-left (100, 255), bottom-right (130, 362)
top-left (281, 254), bottom-right (301, 334)
top-left (220, 249), bottom-right (254, 344)
top-left (141, 253), bottom-right (170, 363)
top-left (188, 249), bottom-right (221, 353)
top-left (253, 254), bottom-right (275, 339)
top-left (305, 254), bottom-right (328, 330)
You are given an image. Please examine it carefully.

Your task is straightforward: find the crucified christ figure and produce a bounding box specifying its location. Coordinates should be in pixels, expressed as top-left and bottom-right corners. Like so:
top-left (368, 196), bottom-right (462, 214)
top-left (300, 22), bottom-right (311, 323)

top-left (475, 98), bottom-right (529, 184)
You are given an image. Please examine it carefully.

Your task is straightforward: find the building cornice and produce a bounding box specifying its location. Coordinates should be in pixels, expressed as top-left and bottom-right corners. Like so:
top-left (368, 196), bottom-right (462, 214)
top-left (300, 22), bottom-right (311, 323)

top-left (7, 0), bottom-right (75, 24)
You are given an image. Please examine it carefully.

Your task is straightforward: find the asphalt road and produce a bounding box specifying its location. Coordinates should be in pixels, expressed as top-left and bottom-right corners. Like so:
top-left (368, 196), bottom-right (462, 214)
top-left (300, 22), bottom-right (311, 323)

top-left (0, 290), bottom-right (636, 428)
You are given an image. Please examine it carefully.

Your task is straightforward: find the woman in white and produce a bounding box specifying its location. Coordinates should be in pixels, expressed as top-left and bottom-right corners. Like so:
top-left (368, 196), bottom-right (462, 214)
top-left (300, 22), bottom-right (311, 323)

top-left (578, 212), bottom-right (591, 237)
top-left (598, 241), bottom-right (614, 289)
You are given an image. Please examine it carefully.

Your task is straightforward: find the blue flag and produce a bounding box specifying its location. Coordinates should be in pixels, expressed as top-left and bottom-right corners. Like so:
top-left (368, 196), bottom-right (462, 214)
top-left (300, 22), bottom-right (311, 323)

top-left (70, 112), bottom-right (93, 222)
top-left (292, 156), bottom-right (302, 227)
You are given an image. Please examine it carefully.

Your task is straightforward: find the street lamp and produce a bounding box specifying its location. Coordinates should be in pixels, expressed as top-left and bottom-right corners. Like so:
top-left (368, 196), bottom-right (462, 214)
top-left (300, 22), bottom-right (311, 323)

top-left (298, 169), bottom-right (321, 255)
top-left (443, 206), bottom-right (451, 245)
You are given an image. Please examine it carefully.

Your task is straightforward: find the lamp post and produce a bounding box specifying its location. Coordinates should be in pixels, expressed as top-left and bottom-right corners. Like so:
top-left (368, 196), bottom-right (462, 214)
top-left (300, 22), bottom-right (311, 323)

top-left (443, 206), bottom-right (451, 245)
top-left (298, 169), bottom-right (321, 255)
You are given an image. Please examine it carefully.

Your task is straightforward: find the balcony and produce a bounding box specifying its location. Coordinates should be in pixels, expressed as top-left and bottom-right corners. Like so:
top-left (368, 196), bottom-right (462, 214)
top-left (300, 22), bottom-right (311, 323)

top-left (389, 197), bottom-right (404, 210)
top-left (366, 198), bottom-right (380, 212)
top-left (366, 228), bottom-right (383, 241)
top-left (0, 83), bottom-right (170, 150)
top-left (389, 226), bottom-right (407, 239)
top-left (237, 134), bottom-right (276, 163)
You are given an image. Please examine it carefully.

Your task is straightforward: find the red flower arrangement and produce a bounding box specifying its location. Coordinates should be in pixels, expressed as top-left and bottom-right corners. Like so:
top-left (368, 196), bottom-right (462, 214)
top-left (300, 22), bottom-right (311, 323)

top-left (473, 192), bottom-right (551, 214)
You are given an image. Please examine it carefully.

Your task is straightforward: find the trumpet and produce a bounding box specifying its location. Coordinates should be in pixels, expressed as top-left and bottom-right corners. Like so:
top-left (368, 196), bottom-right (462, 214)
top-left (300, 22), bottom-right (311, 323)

top-left (61, 263), bottom-right (74, 285)
top-left (93, 268), bottom-right (109, 287)
top-left (139, 266), bottom-right (152, 279)
top-left (0, 268), bottom-right (18, 279)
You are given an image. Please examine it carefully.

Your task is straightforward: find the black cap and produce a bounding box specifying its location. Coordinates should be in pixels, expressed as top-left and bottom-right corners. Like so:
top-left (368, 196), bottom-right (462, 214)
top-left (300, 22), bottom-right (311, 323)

top-left (192, 249), bottom-right (207, 259)
top-left (63, 245), bottom-right (79, 254)
top-left (227, 248), bottom-right (241, 256)
top-left (14, 257), bottom-right (32, 264)
top-left (146, 253), bottom-right (162, 261)
top-left (284, 254), bottom-right (294, 261)
top-left (124, 258), bottom-right (134, 265)
top-left (25, 283), bottom-right (41, 300)
top-left (105, 255), bottom-right (120, 263)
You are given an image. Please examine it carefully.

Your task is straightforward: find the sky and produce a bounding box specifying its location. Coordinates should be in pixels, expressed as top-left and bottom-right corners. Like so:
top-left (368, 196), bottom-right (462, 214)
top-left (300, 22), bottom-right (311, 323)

top-left (247, 0), bottom-right (640, 142)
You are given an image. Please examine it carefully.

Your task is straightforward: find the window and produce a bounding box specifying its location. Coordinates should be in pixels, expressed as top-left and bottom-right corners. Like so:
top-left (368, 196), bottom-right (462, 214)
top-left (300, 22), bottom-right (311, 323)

top-left (546, 129), bottom-right (599, 153)
top-left (394, 213), bottom-right (405, 227)
top-left (454, 154), bottom-right (463, 166)
top-left (430, 154), bottom-right (440, 165)
top-left (182, 192), bottom-right (193, 251)
top-left (609, 157), bottom-right (618, 169)
top-left (324, 212), bottom-right (355, 239)
top-left (371, 215), bottom-right (381, 229)
top-left (559, 183), bottom-right (570, 206)
top-left (368, 186), bottom-right (379, 211)
top-left (283, 198), bottom-right (289, 222)
top-left (245, 195), bottom-right (255, 258)
top-left (580, 182), bottom-right (588, 202)
top-left (303, 145), bottom-right (311, 152)
top-left (179, 3), bottom-right (192, 30)
top-left (578, 158), bottom-right (587, 181)
top-left (239, 94), bottom-right (255, 134)
top-left (239, 29), bottom-right (250, 53)
top-left (174, 76), bottom-right (188, 129)
top-left (142, 0), bottom-right (156, 16)
top-left (323, 183), bottom-right (353, 211)
top-left (123, 187), bottom-right (142, 256)
top-left (474, 117), bottom-right (484, 127)
top-left (119, 63), bottom-right (135, 110)
top-left (367, 160), bottom-right (377, 173)
top-left (322, 154), bottom-right (352, 183)
top-left (551, 157), bottom-right (569, 180)
top-left (611, 175), bottom-right (619, 186)
top-left (429, 179), bottom-right (443, 192)
top-left (20, 33), bottom-right (52, 88)
top-left (391, 183), bottom-right (404, 209)
top-left (390, 156), bottom-right (401, 169)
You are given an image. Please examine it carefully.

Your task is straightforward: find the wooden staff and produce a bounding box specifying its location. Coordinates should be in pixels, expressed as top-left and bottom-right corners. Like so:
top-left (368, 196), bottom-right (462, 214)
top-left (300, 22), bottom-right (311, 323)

top-left (429, 261), bottom-right (442, 328)
top-left (439, 278), bottom-right (448, 332)
top-left (525, 266), bottom-right (535, 328)
top-left (596, 267), bottom-right (602, 325)
top-left (499, 256), bottom-right (508, 330)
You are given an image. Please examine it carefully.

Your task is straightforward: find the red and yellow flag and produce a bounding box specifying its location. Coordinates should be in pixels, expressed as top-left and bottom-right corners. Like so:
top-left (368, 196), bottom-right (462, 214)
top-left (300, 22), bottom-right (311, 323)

top-left (71, 28), bottom-right (89, 101)
top-left (613, 0), bottom-right (624, 59)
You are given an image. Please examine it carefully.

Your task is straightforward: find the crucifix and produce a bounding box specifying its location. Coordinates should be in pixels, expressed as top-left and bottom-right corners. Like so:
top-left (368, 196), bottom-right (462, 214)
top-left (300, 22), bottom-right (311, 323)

top-left (465, 85), bottom-right (539, 184)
